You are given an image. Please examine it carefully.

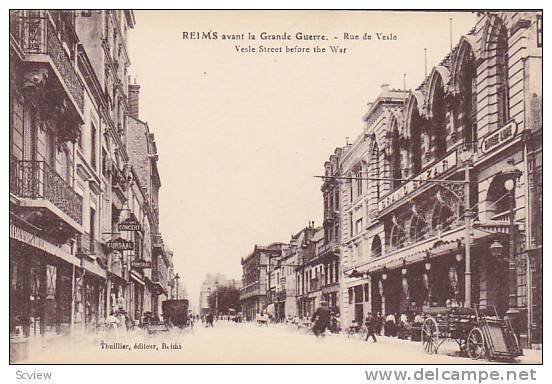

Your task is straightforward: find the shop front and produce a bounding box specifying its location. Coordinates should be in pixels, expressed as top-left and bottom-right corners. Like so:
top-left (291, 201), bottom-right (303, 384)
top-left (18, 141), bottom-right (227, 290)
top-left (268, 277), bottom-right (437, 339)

top-left (10, 241), bottom-right (74, 339)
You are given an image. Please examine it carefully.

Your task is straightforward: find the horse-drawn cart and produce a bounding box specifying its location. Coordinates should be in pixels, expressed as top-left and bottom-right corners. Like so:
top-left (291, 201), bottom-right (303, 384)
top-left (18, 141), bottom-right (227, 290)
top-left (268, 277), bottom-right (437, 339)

top-left (421, 306), bottom-right (522, 361)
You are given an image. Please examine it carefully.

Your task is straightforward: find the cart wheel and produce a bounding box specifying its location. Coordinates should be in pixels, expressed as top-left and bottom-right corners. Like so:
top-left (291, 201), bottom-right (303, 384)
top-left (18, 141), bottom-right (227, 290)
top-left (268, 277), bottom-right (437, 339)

top-left (422, 317), bottom-right (439, 354)
top-left (467, 328), bottom-right (486, 360)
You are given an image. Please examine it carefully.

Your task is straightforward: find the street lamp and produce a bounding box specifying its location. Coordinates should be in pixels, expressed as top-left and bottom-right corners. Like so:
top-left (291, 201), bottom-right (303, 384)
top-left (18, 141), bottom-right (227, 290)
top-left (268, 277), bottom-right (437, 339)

top-left (489, 240), bottom-right (504, 257)
top-left (381, 266), bottom-right (388, 281)
top-left (460, 148), bottom-right (473, 308)
top-left (175, 273), bottom-right (180, 300)
top-left (502, 159), bottom-right (523, 318)
top-left (424, 253), bottom-right (432, 271)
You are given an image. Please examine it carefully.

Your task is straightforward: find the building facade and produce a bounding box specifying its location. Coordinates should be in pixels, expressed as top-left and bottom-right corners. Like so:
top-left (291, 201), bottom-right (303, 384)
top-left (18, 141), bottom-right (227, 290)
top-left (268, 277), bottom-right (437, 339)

top-left (338, 11), bottom-right (542, 347)
top-left (294, 224), bottom-right (322, 319)
top-left (239, 243), bottom-right (285, 321)
top-left (9, 10), bottom-right (180, 360)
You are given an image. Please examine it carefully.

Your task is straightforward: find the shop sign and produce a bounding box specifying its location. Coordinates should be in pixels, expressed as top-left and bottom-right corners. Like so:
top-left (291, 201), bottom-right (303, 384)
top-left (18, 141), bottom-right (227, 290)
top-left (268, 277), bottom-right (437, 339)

top-left (118, 217), bottom-right (142, 232)
top-left (378, 151), bottom-right (458, 212)
top-left (107, 237), bottom-right (134, 251)
top-left (132, 260), bottom-right (152, 269)
top-left (479, 120), bottom-right (518, 156)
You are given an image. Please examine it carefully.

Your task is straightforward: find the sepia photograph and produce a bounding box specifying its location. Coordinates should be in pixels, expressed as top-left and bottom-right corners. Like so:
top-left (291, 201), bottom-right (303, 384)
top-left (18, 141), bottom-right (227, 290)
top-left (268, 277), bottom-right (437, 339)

top-left (8, 8), bottom-right (543, 366)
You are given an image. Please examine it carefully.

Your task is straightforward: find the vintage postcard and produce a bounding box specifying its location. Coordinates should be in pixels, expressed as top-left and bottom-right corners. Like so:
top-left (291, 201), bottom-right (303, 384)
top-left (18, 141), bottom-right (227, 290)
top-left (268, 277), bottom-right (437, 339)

top-left (8, 9), bottom-right (542, 365)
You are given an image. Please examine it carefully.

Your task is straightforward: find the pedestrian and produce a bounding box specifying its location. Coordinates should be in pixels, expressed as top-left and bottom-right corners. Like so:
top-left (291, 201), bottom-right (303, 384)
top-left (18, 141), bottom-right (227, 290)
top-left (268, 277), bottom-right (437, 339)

top-left (376, 312), bottom-right (383, 335)
top-left (311, 300), bottom-right (331, 337)
top-left (107, 310), bottom-right (119, 331)
top-left (206, 312), bottom-right (214, 327)
top-left (385, 313), bottom-right (396, 337)
top-left (364, 312), bottom-right (377, 343)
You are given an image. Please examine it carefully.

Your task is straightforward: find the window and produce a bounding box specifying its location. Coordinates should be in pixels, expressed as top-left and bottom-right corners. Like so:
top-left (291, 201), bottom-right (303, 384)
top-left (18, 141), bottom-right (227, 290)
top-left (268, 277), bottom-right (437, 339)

top-left (90, 123), bottom-right (97, 170)
top-left (349, 212), bottom-right (353, 237)
top-left (496, 24), bottom-right (510, 128)
top-left (356, 169), bottom-right (363, 196)
top-left (349, 175), bottom-right (353, 204)
top-left (46, 129), bottom-right (56, 167)
top-left (355, 218), bottom-right (363, 234)
top-left (371, 235), bottom-right (382, 258)
top-left (371, 143), bottom-right (380, 199)
top-left (408, 100), bottom-right (423, 175)
top-left (454, 44), bottom-right (477, 148)
top-left (101, 148), bottom-right (108, 176)
top-left (89, 208), bottom-right (96, 253)
top-left (430, 74), bottom-right (447, 159)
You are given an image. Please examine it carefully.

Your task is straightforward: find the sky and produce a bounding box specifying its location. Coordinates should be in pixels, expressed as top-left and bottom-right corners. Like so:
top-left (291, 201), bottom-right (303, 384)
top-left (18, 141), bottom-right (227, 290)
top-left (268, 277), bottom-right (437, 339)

top-left (127, 10), bottom-right (477, 310)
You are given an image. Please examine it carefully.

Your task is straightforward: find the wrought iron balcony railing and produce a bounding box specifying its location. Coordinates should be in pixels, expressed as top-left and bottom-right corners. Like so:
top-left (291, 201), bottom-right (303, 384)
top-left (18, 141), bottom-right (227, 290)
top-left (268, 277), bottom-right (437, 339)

top-left (10, 11), bottom-right (84, 112)
top-left (10, 159), bottom-right (83, 225)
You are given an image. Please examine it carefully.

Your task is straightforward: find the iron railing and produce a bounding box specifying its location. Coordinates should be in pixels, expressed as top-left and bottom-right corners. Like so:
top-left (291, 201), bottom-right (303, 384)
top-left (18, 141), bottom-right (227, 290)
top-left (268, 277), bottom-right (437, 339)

top-left (10, 159), bottom-right (83, 225)
top-left (10, 11), bottom-right (84, 112)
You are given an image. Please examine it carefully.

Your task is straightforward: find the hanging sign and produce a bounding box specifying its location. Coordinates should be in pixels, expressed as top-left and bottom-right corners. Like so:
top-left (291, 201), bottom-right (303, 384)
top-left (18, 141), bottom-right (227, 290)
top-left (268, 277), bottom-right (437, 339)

top-left (118, 216), bottom-right (142, 232)
top-left (131, 260), bottom-right (152, 269)
top-left (107, 237), bottom-right (134, 251)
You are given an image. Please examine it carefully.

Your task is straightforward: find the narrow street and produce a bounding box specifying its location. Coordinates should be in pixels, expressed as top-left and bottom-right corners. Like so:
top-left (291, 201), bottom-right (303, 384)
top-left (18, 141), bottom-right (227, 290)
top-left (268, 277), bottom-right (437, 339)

top-left (19, 322), bottom-right (541, 364)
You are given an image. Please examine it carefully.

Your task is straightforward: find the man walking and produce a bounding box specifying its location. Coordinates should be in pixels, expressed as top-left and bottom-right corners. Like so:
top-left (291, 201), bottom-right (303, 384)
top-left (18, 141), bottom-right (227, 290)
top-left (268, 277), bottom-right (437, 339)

top-left (365, 312), bottom-right (377, 343)
top-left (311, 301), bottom-right (331, 337)
top-left (206, 312), bottom-right (214, 327)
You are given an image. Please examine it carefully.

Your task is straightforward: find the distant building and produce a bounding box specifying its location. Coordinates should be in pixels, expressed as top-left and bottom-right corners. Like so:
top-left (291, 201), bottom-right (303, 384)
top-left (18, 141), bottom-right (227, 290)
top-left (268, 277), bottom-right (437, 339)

top-left (239, 243), bottom-right (286, 321)
top-left (199, 273), bottom-right (239, 315)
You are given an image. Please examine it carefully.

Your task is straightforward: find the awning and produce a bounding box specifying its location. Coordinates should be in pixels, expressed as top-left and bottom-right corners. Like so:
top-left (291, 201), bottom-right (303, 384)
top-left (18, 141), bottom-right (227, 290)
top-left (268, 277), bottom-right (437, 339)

top-left (130, 270), bottom-right (145, 285)
top-left (346, 222), bottom-right (512, 274)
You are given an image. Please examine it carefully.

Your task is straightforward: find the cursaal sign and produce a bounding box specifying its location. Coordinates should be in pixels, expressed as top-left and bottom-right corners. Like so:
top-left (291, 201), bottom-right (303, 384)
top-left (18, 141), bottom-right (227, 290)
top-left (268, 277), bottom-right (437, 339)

top-left (107, 237), bottom-right (134, 251)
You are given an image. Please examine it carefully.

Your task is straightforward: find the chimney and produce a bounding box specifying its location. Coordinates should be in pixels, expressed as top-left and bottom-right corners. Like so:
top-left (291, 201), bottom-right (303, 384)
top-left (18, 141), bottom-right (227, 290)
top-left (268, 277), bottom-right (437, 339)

top-left (128, 78), bottom-right (140, 119)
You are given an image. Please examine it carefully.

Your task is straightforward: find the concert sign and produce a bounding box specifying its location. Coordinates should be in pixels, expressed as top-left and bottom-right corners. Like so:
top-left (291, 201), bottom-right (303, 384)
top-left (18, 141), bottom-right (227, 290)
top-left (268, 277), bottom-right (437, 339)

top-left (118, 216), bottom-right (142, 232)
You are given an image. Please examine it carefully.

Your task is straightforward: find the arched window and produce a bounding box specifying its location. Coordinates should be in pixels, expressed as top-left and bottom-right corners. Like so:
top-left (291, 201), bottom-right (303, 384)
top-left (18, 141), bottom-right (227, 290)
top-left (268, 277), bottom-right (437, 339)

top-left (371, 235), bottom-right (382, 258)
top-left (389, 118), bottom-right (404, 189)
top-left (370, 142), bottom-right (380, 200)
top-left (407, 97), bottom-right (424, 175)
top-left (454, 43), bottom-right (477, 147)
top-left (390, 216), bottom-right (407, 250)
top-left (496, 24), bottom-right (509, 128)
top-left (430, 75), bottom-right (447, 159)
top-left (430, 188), bottom-right (462, 234)
top-left (409, 205), bottom-right (430, 242)
top-left (486, 175), bottom-right (515, 221)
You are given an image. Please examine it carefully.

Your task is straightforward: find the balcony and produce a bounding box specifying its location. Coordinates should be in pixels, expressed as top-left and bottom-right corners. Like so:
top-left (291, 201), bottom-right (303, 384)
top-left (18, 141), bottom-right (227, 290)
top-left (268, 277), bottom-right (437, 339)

top-left (10, 159), bottom-right (83, 230)
top-left (239, 282), bottom-right (266, 300)
top-left (323, 209), bottom-right (338, 222)
top-left (10, 11), bottom-right (84, 129)
top-left (152, 234), bottom-right (165, 255)
top-left (318, 241), bottom-right (340, 258)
